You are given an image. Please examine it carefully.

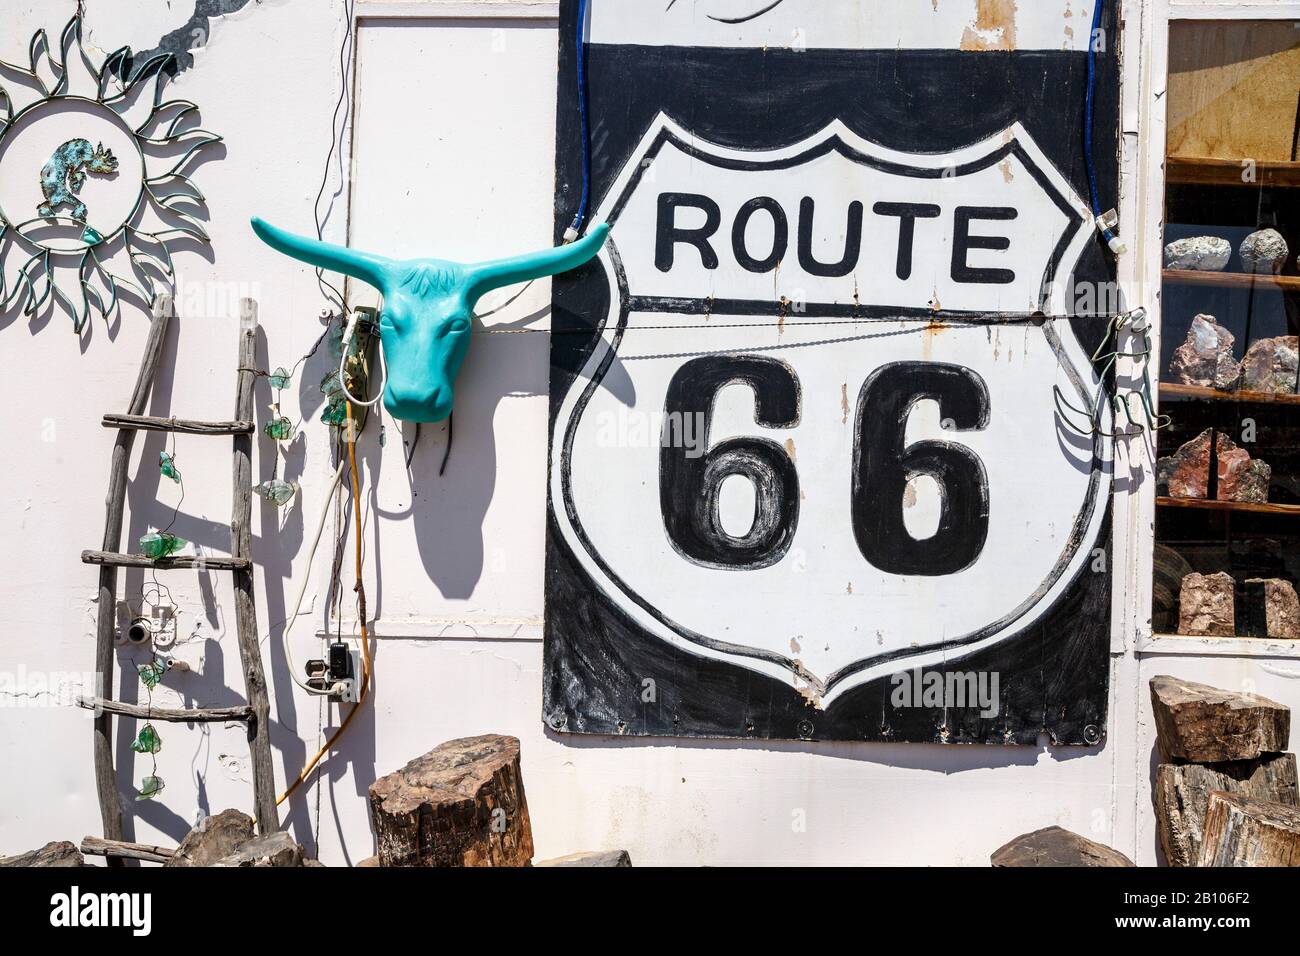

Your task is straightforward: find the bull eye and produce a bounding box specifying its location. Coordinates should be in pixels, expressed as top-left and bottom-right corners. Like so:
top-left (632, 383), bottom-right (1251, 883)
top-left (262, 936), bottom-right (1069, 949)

top-left (448, 318), bottom-right (470, 334)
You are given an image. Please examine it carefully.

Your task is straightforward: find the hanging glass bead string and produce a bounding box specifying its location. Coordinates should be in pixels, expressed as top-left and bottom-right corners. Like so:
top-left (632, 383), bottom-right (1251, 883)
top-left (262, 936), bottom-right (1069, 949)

top-left (240, 314), bottom-right (342, 509)
top-left (130, 575), bottom-right (175, 801)
top-left (140, 429), bottom-right (187, 558)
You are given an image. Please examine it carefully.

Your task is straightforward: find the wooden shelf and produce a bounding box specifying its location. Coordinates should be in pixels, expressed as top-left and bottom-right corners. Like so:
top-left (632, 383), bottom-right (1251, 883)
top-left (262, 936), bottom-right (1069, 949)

top-left (1167, 156), bottom-right (1300, 189)
top-left (1163, 269), bottom-right (1300, 292)
top-left (1160, 383), bottom-right (1300, 406)
top-left (1157, 496), bottom-right (1300, 516)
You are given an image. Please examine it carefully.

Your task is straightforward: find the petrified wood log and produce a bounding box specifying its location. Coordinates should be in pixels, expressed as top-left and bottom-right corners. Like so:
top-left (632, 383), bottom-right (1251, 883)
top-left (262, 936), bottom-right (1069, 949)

top-left (369, 734), bottom-right (533, 867)
top-left (534, 849), bottom-right (632, 867)
top-left (214, 831), bottom-right (305, 867)
top-left (1155, 753), bottom-right (1298, 866)
top-left (166, 809), bottom-right (255, 867)
top-left (1150, 675), bottom-right (1290, 762)
top-left (990, 826), bottom-right (1134, 867)
top-left (0, 841), bottom-right (85, 867)
top-left (1244, 578), bottom-right (1300, 640)
top-left (1199, 792), bottom-right (1300, 866)
top-left (1178, 572), bottom-right (1235, 637)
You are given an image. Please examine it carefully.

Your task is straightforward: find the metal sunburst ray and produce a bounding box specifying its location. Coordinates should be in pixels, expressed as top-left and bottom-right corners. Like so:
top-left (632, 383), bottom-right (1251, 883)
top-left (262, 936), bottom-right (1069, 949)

top-left (0, 6), bottom-right (219, 330)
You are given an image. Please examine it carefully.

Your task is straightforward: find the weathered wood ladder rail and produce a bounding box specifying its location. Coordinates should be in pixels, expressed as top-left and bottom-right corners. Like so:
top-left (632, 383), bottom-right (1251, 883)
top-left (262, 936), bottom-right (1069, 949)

top-left (78, 295), bottom-right (279, 861)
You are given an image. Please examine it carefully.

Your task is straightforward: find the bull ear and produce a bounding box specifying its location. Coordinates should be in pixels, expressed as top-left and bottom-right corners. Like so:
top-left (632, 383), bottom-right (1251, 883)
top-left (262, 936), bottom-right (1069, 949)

top-left (463, 223), bottom-right (608, 303)
top-left (251, 218), bottom-right (395, 294)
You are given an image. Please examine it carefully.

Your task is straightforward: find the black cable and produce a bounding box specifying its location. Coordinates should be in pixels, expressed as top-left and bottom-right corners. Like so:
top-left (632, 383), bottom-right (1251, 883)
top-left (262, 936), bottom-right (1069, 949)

top-left (311, 0), bottom-right (356, 312)
top-left (440, 414), bottom-right (453, 476)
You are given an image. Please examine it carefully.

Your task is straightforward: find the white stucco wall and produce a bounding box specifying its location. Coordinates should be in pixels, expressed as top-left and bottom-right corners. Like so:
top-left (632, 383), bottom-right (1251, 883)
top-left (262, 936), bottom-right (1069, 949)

top-left (1, 0), bottom-right (1296, 867)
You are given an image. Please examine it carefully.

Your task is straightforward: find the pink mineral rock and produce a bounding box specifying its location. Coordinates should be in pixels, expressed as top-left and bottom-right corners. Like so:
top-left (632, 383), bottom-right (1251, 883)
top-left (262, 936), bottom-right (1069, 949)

top-left (1168, 314), bottom-right (1240, 390)
top-left (1156, 429), bottom-right (1271, 503)
top-left (1178, 571), bottom-right (1236, 637)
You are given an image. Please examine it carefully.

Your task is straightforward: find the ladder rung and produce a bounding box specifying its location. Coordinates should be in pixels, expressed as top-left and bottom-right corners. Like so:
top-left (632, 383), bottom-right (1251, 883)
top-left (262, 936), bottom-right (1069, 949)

top-left (103, 413), bottom-right (255, 435)
top-left (81, 836), bottom-right (174, 864)
top-left (81, 550), bottom-right (251, 571)
top-left (76, 696), bottom-right (253, 723)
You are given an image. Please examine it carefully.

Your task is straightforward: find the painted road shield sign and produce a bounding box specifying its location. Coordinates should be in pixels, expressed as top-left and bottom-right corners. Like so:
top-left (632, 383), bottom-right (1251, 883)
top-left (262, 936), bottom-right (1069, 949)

top-left (544, 0), bottom-right (1120, 743)
top-left (550, 114), bottom-right (1111, 708)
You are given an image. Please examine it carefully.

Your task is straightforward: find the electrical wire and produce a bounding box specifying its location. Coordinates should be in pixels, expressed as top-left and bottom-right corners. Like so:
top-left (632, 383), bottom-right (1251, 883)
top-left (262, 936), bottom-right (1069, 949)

top-left (311, 0), bottom-right (357, 312)
top-left (278, 459), bottom-right (347, 695)
top-left (1084, 0), bottom-right (1119, 252)
top-left (275, 400), bottom-right (372, 808)
top-left (563, 0), bottom-right (592, 242)
top-left (338, 311), bottom-right (386, 408)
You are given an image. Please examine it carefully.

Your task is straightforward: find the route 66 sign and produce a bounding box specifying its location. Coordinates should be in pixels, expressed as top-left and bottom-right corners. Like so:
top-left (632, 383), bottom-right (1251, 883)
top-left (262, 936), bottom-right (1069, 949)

top-left (545, 0), bottom-right (1118, 744)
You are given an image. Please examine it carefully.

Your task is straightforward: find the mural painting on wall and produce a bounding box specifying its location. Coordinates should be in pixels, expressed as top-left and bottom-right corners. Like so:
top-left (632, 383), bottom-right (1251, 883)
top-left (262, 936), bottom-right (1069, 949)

top-left (544, 0), bottom-right (1121, 744)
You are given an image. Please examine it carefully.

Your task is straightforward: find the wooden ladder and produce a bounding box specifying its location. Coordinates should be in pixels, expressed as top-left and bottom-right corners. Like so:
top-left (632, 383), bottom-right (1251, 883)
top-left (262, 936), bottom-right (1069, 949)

top-left (79, 295), bottom-right (279, 861)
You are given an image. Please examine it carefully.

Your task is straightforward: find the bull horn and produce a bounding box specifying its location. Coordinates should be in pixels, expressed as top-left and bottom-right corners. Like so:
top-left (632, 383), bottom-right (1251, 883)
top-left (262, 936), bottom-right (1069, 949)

top-left (251, 218), bottom-right (395, 293)
top-left (464, 223), bottom-right (609, 302)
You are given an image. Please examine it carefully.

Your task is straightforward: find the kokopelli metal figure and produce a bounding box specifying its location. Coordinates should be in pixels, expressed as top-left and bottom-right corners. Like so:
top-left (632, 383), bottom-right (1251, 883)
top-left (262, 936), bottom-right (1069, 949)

top-left (38, 139), bottom-right (119, 222)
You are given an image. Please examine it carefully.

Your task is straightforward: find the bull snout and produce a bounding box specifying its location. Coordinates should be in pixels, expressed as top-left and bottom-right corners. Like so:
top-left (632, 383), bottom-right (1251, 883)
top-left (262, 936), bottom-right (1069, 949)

top-left (383, 377), bottom-right (453, 424)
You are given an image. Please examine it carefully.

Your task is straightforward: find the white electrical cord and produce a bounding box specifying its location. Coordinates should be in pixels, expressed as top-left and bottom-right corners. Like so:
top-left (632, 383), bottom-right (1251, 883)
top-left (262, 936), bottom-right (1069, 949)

top-left (281, 458), bottom-right (347, 696)
top-left (339, 310), bottom-right (386, 408)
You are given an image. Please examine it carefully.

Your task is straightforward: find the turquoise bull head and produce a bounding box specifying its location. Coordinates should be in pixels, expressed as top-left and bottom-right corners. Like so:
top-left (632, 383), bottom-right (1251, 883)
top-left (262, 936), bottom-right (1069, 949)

top-left (251, 218), bottom-right (609, 423)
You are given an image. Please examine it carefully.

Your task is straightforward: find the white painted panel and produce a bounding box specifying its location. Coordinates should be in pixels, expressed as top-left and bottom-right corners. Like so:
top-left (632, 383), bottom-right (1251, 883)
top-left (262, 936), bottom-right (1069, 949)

top-left (590, 0), bottom-right (1099, 52)
top-left (347, 15), bottom-right (559, 624)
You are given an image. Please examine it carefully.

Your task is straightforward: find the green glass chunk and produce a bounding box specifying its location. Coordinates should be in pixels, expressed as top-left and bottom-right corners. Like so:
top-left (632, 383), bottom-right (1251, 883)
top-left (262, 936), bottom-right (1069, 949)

top-left (135, 775), bottom-right (165, 801)
top-left (130, 723), bottom-right (162, 755)
top-left (139, 531), bottom-right (185, 559)
top-left (254, 479), bottom-right (299, 507)
top-left (82, 226), bottom-right (104, 246)
top-left (264, 416), bottom-right (294, 441)
top-left (159, 451), bottom-right (181, 483)
top-left (320, 370), bottom-right (343, 397)
top-left (268, 366), bottom-right (291, 389)
top-left (320, 399), bottom-right (347, 426)
top-left (137, 661), bottom-right (166, 690)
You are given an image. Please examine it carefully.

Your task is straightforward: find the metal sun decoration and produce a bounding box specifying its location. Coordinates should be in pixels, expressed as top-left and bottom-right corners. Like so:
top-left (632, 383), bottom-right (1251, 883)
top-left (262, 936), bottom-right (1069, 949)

top-left (0, 11), bottom-right (221, 331)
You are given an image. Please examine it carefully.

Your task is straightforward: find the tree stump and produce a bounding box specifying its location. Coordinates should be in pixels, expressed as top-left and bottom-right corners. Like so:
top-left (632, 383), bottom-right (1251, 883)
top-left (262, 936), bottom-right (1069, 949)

top-left (1150, 675), bottom-right (1290, 762)
top-left (369, 734), bottom-right (533, 867)
top-left (1199, 792), bottom-right (1300, 866)
top-left (1155, 754), bottom-right (1298, 866)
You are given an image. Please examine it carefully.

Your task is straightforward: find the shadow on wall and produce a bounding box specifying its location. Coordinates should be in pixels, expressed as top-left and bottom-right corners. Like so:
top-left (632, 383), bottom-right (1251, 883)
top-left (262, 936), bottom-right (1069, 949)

top-left (546, 724), bottom-right (1103, 774)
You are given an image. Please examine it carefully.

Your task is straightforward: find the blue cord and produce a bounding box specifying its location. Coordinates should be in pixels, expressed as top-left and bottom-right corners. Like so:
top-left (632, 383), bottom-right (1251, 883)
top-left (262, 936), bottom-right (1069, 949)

top-left (566, 0), bottom-right (592, 239)
top-left (1084, 0), bottom-right (1116, 244)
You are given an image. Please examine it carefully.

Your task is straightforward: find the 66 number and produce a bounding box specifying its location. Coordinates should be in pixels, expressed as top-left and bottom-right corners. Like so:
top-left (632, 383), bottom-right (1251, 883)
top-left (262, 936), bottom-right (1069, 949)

top-left (659, 356), bottom-right (991, 575)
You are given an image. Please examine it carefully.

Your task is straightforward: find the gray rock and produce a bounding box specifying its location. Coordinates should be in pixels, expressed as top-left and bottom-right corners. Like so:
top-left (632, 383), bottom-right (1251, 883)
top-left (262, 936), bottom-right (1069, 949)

top-left (1239, 228), bottom-right (1289, 274)
top-left (1168, 313), bottom-right (1240, 390)
top-left (165, 809), bottom-right (255, 867)
top-left (1164, 235), bottom-right (1232, 271)
top-left (1178, 571), bottom-right (1235, 637)
top-left (991, 826), bottom-right (1134, 867)
top-left (214, 831), bottom-right (305, 867)
top-left (0, 841), bottom-right (85, 867)
top-left (533, 849), bottom-right (632, 867)
top-left (1240, 336), bottom-right (1298, 394)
